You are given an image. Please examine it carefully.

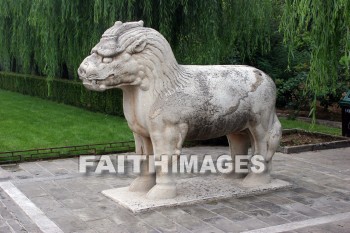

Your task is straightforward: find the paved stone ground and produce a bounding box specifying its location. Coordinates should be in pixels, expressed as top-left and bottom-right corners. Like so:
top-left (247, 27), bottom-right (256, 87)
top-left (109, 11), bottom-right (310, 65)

top-left (0, 146), bottom-right (350, 233)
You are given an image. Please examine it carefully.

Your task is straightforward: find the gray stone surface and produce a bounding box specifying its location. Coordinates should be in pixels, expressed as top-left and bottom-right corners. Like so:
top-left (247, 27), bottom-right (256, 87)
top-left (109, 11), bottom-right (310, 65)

top-left (0, 146), bottom-right (350, 232)
top-left (102, 177), bottom-right (291, 213)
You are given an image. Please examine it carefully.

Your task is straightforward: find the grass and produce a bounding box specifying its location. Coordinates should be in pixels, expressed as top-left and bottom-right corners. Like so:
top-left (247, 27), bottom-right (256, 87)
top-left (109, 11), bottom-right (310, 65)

top-left (0, 89), bottom-right (133, 151)
top-left (279, 117), bottom-right (341, 136)
top-left (0, 89), bottom-right (342, 152)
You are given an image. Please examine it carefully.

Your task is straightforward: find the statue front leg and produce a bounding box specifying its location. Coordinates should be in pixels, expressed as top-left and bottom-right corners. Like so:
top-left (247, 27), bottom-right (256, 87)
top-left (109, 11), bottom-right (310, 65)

top-left (146, 126), bottom-right (184, 199)
top-left (129, 133), bottom-right (156, 192)
top-left (226, 132), bottom-right (250, 179)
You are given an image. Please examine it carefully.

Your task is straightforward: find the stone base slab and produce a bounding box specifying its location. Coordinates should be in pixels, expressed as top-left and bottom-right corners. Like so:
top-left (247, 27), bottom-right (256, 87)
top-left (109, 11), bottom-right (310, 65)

top-left (102, 176), bottom-right (292, 213)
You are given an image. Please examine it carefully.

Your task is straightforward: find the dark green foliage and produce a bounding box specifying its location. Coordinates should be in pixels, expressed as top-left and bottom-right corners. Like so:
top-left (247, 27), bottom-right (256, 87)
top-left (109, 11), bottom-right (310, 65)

top-left (276, 72), bottom-right (307, 109)
top-left (1, 0), bottom-right (349, 117)
top-left (0, 0), bottom-right (274, 79)
top-left (0, 72), bottom-right (124, 116)
top-left (248, 31), bottom-right (311, 110)
top-left (281, 0), bottom-right (350, 118)
top-left (0, 72), bottom-right (48, 98)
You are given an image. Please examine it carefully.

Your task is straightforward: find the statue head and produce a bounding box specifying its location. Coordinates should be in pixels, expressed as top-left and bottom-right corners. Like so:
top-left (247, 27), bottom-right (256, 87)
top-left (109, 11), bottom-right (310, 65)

top-left (78, 20), bottom-right (178, 92)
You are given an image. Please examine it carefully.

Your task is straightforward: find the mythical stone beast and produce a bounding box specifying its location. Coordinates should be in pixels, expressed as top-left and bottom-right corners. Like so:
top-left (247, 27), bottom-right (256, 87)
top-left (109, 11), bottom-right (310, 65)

top-left (78, 21), bottom-right (282, 199)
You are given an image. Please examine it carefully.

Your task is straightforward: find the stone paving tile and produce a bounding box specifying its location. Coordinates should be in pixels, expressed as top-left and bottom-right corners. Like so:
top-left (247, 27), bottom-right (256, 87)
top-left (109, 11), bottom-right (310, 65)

top-left (12, 170), bottom-right (34, 180)
top-left (235, 217), bottom-right (269, 230)
top-left (0, 191), bottom-right (41, 232)
top-left (0, 223), bottom-right (15, 233)
top-left (73, 207), bottom-right (110, 221)
top-left (0, 216), bottom-right (5, 226)
top-left (137, 211), bottom-right (179, 232)
top-left (45, 206), bottom-right (72, 219)
top-left (35, 160), bottom-right (71, 176)
top-left (19, 162), bottom-right (53, 178)
top-left (221, 199), bottom-right (260, 212)
top-left (286, 195), bottom-right (316, 206)
top-left (55, 179), bottom-right (93, 193)
top-left (249, 200), bottom-right (288, 214)
top-left (30, 195), bottom-right (64, 212)
top-left (191, 225), bottom-right (225, 233)
top-left (288, 214), bottom-right (310, 222)
top-left (0, 200), bottom-right (15, 220)
top-left (201, 201), bottom-right (228, 210)
top-left (72, 229), bottom-right (98, 233)
top-left (136, 211), bottom-right (188, 232)
top-left (181, 205), bottom-right (218, 220)
top-left (0, 167), bottom-right (11, 181)
top-left (45, 186), bottom-right (74, 200)
top-left (85, 218), bottom-right (118, 233)
top-left (295, 218), bottom-right (350, 233)
top-left (315, 195), bottom-right (350, 207)
top-left (211, 207), bottom-right (251, 222)
top-left (51, 159), bottom-right (79, 173)
top-left (158, 208), bottom-right (208, 232)
top-left (111, 221), bottom-right (158, 233)
top-left (59, 198), bottom-right (89, 210)
top-left (107, 207), bottom-right (140, 225)
top-left (315, 205), bottom-right (343, 214)
top-left (260, 194), bottom-right (296, 205)
top-left (292, 187), bottom-right (326, 198)
top-left (243, 209), bottom-right (290, 225)
top-left (85, 182), bottom-right (114, 193)
top-left (37, 180), bottom-right (61, 190)
top-left (75, 190), bottom-right (106, 203)
top-left (16, 183), bottom-right (48, 198)
top-left (203, 216), bottom-right (247, 233)
top-left (2, 147), bottom-right (350, 232)
top-left (282, 202), bottom-right (327, 218)
top-left (276, 209), bottom-right (310, 222)
top-left (51, 215), bottom-right (87, 232)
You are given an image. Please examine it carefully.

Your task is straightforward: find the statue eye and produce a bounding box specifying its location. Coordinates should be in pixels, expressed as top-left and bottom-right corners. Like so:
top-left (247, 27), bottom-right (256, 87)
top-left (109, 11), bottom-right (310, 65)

top-left (102, 57), bottom-right (113, 63)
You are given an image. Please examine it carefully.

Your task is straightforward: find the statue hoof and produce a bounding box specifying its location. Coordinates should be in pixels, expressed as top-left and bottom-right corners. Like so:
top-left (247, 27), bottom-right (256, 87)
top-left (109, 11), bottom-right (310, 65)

top-left (129, 176), bottom-right (156, 192)
top-left (242, 173), bottom-right (271, 187)
top-left (146, 184), bottom-right (177, 199)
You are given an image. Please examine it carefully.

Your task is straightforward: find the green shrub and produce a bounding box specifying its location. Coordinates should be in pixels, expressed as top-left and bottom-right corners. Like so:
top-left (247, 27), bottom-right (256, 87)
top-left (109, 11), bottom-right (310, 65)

top-left (0, 72), bottom-right (48, 98)
top-left (0, 72), bottom-right (124, 116)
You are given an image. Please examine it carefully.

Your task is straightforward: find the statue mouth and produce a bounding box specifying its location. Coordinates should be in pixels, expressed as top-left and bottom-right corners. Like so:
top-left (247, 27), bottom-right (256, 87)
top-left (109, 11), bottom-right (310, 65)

top-left (81, 74), bottom-right (135, 90)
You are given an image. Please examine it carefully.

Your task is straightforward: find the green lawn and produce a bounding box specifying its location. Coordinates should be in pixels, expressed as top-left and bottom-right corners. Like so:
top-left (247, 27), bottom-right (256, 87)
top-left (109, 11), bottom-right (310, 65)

top-left (279, 117), bottom-right (341, 136)
top-left (0, 89), bottom-right (133, 151)
top-left (0, 89), bottom-right (342, 152)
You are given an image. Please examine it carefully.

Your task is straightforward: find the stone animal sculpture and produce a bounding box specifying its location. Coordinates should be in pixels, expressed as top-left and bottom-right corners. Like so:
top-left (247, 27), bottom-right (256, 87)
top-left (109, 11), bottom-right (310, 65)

top-left (78, 21), bottom-right (282, 199)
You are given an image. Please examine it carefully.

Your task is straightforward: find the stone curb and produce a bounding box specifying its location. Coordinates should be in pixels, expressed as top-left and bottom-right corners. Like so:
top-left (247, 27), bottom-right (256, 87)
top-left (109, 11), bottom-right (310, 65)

top-left (278, 129), bottom-right (350, 154)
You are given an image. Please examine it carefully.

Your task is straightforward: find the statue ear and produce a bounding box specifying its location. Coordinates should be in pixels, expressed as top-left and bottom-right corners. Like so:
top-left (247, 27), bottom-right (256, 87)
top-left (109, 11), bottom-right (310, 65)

top-left (128, 38), bottom-right (146, 54)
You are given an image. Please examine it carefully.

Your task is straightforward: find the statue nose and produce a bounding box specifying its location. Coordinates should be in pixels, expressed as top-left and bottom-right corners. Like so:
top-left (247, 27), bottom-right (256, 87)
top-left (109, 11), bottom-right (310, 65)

top-left (78, 67), bottom-right (86, 79)
top-left (78, 59), bottom-right (92, 79)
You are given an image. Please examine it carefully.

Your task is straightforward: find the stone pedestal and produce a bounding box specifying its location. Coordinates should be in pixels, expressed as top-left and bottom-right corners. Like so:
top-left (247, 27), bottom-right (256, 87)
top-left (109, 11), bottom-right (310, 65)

top-left (102, 176), bottom-right (291, 213)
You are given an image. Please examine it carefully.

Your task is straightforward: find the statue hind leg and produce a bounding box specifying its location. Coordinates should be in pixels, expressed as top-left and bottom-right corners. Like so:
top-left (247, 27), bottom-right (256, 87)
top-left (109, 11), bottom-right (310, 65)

top-left (243, 111), bottom-right (282, 186)
top-left (226, 131), bottom-right (250, 179)
top-left (129, 133), bottom-right (156, 192)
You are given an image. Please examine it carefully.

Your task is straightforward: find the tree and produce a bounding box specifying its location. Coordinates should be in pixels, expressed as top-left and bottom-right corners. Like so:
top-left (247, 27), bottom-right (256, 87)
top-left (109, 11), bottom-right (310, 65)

top-left (0, 0), bottom-right (274, 81)
top-left (280, 0), bottom-right (350, 119)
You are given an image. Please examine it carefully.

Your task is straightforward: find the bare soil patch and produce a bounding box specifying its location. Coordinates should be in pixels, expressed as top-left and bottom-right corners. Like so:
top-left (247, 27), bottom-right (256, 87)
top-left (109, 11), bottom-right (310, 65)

top-left (280, 131), bottom-right (338, 146)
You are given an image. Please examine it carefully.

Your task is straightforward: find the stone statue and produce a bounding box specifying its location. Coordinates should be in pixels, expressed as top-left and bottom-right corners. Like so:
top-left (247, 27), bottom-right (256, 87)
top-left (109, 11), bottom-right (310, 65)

top-left (78, 21), bottom-right (282, 199)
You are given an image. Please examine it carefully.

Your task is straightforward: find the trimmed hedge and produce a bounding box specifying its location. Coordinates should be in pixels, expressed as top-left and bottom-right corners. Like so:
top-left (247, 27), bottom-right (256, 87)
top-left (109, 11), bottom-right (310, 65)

top-left (0, 72), bottom-right (124, 116)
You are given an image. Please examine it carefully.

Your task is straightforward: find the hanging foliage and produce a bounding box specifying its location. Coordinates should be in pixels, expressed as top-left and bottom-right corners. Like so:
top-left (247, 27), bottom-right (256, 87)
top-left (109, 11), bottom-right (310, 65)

top-left (280, 0), bottom-right (350, 119)
top-left (0, 0), bottom-right (274, 85)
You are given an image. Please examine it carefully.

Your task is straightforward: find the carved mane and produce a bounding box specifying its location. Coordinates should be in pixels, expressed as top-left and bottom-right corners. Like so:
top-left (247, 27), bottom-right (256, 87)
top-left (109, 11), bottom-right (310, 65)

top-left (104, 21), bottom-right (190, 96)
